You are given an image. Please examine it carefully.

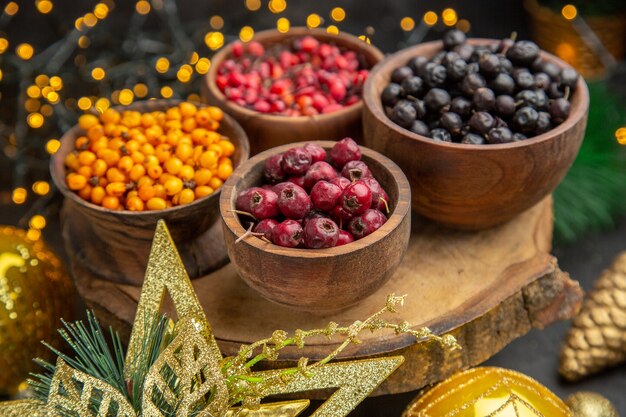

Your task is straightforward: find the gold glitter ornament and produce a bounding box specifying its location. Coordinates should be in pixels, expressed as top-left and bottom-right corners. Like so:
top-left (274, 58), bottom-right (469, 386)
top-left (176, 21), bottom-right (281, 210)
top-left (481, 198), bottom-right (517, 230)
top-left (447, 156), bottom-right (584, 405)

top-left (402, 367), bottom-right (572, 417)
top-left (560, 251), bottom-right (626, 380)
top-left (565, 392), bottom-right (619, 417)
top-left (0, 226), bottom-right (74, 396)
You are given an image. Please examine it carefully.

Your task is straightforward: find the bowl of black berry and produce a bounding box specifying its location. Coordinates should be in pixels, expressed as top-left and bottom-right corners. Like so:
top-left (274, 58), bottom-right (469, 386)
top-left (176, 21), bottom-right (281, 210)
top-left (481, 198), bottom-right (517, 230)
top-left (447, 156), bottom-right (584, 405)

top-left (220, 139), bottom-right (411, 313)
top-left (363, 29), bottom-right (589, 229)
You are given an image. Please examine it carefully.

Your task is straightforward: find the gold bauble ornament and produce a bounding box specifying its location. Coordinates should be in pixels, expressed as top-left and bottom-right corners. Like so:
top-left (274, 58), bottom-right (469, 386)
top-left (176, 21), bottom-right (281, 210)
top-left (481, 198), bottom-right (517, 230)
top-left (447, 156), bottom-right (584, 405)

top-left (0, 226), bottom-right (74, 396)
top-left (560, 251), bottom-right (626, 380)
top-left (565, 392), bottom-right (619, 417)
top-left (402, 367), bottom-right (571, 417)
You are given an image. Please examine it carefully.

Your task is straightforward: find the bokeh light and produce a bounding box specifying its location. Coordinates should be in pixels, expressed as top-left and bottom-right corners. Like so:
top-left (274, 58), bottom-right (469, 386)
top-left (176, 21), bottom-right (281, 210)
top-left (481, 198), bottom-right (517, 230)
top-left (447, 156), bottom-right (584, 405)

top-left (400, 17), bottom-right (415, 31)
top-left (245, 0), bottom-right (261, 11)
top-left (160, 86), bottom-right (174, 98)
top-left (32, 181), bottom-right (50, 196)
top-left (78, 97), bottom-right (92, 110)
top-left (210, 15), bottom-right (224, 30)
top-left (27, 113), bottom-right (44, 128)
top-left (95, 97), bottom-right (110, 112)
top-left (94, 3), bottom-right (109, 19)
top-left (4, 2), bottom-right (19, 16)
top-left (205, 32), bottom-right (224, 50)
top-left (457, 19), bottom-right (471, 33)
top-left (12, 188), bottom-right (27, 204)
top-left (29, 215), bottom-right (47, 230)
top-left (239, 26), bottom-right (255, 42)
top-left (615, 127), bottom-right (626, 145)
top-left (46, 139), bottom-right (61, 154)
top-left (118, 89), bottom-right (134, 105)
top-left (133, 83), bottom-right (148, 98)
top-left (0, 38), bottom-right (8, 54)
top-left (326, 25), bottom-right (339, 35)
top-left (277, 17), bottom-right (290, 33)
top-left (195, 58), bottom-right (211, 74)
top-left (561, 4), bottom-right (577, 20)
top-left (91, 67), bottom-right (106, 80)
top-left (268, 0), bottom-right (287, 14)
top-left (156, 57), bottom-right (170, 73)
top-left (36, 0), bottom-right (53, 14)
top-left (423, 11), bottom-right (438, 26)
top-left (331, 7), bottom-right (346, 22)
top-left (16, 43), bottom-right (34, 60)
top-left (136, 0), bottom-right (151, 15)
top-left (442, 8), bottom-right (458, 26)
top-left (307, 13), bottom-right (321, 28)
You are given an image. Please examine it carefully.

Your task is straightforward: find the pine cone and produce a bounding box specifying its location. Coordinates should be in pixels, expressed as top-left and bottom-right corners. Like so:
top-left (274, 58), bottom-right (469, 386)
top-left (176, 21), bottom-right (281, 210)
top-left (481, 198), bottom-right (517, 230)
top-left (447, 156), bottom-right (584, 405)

top-left (559, 251), bottom-right (626, 380)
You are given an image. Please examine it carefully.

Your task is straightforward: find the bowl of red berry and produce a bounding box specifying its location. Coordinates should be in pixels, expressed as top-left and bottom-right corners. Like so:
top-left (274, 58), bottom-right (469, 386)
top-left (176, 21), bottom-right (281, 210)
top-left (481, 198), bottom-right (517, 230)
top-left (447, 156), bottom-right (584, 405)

top-left (203, 27), bottom-right (384, 155)
top-left (362, 30), bottom-right (589, 229)
top-left (220, 138), bottom-right (411, 313)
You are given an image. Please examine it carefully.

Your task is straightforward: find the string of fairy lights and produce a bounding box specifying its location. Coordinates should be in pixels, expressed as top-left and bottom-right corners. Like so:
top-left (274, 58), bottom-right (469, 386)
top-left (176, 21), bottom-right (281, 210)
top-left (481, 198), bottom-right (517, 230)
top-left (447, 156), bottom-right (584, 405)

top-left (0, 0), bottom-right (623, 241)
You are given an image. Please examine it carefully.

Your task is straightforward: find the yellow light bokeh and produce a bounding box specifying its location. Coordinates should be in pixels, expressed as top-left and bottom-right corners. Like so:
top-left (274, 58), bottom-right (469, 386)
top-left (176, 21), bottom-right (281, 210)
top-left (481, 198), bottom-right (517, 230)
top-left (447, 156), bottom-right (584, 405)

top-left (75, 17), bottom-right (84, 30)
top-left (457, 18), bottom-right (471, 33)
top-left (95, 97), bottom-right (110, 112)
top-left (46, 91), bottom-right (60, 104)
top-left (205, 32), bottom-right (224, 50)
top-left (91, 67), bottom-right (106, 80)
top-left (562, 4), bottom-right (577, 20)
top-left (307, 13), bottom-right (321, 28)
top-left (16, 43), bottom-right (34, 60)
top-left (118, 89), bottom-right (134, 105)
top-left (210, 15), bottom-right (224, 29)
top-left (46, 139), bottom-right (60, 154)
top-left (27, 85), bottom-right (41, 99)
top-left (40, 104), bottom-right (53, 117)
top-left (83, 13), bottom-right (98, 27)
top-left (400, 17), bottom-right (415, 31)
top-left (94, 3), bottom-right (109, 19)
top-left (555, 42), bottom-right (576, 64)
top-left (0, 68), bottom-right (3, 82)
top-left (0, 38), bottom-right (8, 54)
top-left (331, 7), bottom-right (346, 22)
top-left (245, 0), bottom-right (261, 11)
top-left (26, 228), bottom-right (41, 241)
top-left (442, 8), bottom-right (458, 26)
top-left (36, 0), bottom-right (53, 14)
top-left (189, 52), bottom-right (199, 65)
top-left (4, 2), bottom-right (19, 16)
top-left (195, 58), bottom-right (211, 74)
top-left (277, 17), bottom-right (290, 33)
top-left (78, 35), bottom-right (90, 48)
top-left (35, 74), bottom-right (49, 87)
top-left (12, 188), bottom-right (27, 204)
top-left (33, 181), bottom-right (50, 196)
top-left (27, 113), bottom-right (44, 129)
top-left (29, 215), bottom-right (46, 230)
top-left (424, 11), bottom-right (438, 26)
top-left (155, 57), bottom-right (170, 73)
top-left (25, 98), bottom-right (40, 112)
top-left (77, 96), bottom-right (92, 110)
top-left (326, 25), bottom-right (339, 35)
top-left (177, 64), bottom-right (193, 83)
top-left (136, 0), bottom-right (151, 15)
top-left (615, 127), bottom-right (626, 145)
top-left (239, 26), bottom-right (255, 42)
top-left (133, 83), bottom-right (148, 98)
top-left (49, 76), bottom-right (63, 90)
top-left (268, 0), bottom-right (286, 14)
top-left (160, 86), bottom-right (173, 98)
top-left (358, 35), bottom-right (371, 44)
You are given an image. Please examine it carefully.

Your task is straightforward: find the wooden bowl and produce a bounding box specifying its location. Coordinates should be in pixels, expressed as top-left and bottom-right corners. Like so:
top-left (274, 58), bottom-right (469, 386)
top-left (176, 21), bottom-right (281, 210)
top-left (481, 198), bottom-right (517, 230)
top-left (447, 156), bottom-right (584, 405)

top-left (203, 27), bottom-right (384, 155)
top-left (50, 99), bottom-right (250, 285)
top-left (363, 39), bottom-right (589, 229)
top-left (220, 141), bottom-right (411, 313)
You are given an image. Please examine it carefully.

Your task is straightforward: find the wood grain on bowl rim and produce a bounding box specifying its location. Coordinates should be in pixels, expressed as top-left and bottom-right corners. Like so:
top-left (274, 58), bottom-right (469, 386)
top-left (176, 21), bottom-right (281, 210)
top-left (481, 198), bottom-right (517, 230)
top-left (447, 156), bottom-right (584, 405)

top-left (363, 38), bottom-right (589, 151)
top-left (220, 140), bottom-right (411, 259)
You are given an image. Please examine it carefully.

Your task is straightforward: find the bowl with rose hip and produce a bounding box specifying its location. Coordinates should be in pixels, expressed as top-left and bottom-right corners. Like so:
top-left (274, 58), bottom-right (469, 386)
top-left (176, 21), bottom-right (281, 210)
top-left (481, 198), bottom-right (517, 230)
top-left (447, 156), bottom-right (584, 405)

top-left (203, 27), bottom-right (384, 154)
top-left (50, 100), bottom-right (249, 284)
top-left (220, 138), bottom-right (411, 313)
top-left (363, 29), bottom-right (589, 229)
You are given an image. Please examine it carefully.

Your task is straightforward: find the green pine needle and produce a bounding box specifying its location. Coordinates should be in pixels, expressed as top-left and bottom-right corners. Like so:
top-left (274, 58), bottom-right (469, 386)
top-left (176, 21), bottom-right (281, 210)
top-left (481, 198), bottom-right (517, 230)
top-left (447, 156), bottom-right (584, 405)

top-left (553, 81), bottom-right (626, 243)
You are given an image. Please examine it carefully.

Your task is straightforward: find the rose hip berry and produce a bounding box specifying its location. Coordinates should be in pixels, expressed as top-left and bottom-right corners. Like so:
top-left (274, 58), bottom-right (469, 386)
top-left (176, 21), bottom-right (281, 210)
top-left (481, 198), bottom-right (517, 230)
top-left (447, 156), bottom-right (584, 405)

top-left (248, 188), bottom-right (279, 220)
top-left (349, 209), bottom-right (387, 239)
top-left (303, 217), bottom-right (340, 249)
top-left (254, 218), bottom-right (279, 241)
top-left (341, 160), bottom-right (372, 182)
top-left (330, 176), bottom-right (352, 191)
top-left (277, 183), bottom-right (311, 219)
top-left (336, 230), bottom-right (355, 246)
top-left (360, 177), bottom-right (390, 212)
top-left (311, 181), bottom-right (342, 212)
top-left (272, 220), bottom-right (303, 248)
top-left (330, 137), bottom-right (361, 168)
top-left (303, 143), bottom-right (327, 163)
top-left (264, 153), bottom-right (285, 183)
top-left (304, 161), bottom-right (337, 190)
top-left (282, 147), bottom-right (312, 175)
top-left (341, 180), bottom-right (373, 215)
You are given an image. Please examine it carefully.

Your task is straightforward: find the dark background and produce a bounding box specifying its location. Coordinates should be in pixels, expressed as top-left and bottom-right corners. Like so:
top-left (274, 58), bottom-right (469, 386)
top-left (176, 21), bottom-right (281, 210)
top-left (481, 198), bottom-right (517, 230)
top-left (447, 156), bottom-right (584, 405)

top-left (1, 0), bottom-right (625, 415)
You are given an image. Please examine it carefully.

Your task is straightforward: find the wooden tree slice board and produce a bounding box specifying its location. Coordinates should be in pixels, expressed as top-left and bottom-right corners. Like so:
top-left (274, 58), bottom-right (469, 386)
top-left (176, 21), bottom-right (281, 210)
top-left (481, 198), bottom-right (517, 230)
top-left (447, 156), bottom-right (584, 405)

top-left (66, 196), bottom-right (583, 397)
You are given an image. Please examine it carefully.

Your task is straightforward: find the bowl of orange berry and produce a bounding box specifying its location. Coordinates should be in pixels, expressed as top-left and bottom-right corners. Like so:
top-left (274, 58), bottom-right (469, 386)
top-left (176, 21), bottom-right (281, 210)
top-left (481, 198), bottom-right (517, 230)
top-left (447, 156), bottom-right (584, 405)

top-left (50, 99), bottom-right (249, 284)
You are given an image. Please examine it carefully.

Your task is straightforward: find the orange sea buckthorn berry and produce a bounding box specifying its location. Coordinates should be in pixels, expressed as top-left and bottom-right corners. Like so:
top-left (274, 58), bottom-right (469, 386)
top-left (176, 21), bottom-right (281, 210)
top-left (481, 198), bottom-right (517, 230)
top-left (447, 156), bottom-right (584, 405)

top-left (195, 186), bottom-right (214, 199)
top-left (67, 173), bottom-right (87, 190)
top-left (79, 114), bottom-right (100, 131)
top-left (200, 150), bottom-right (218, 169)
top-left (147, 164), bottom-right (163, 179)
top-left (106, 167), bottom-right (127, 183)
top-left (208, 144), bottom-right (223, 158)
top-left (91, 186), bottom-right (106, 205)
top-left (178, 188), bottom-right (195, 205)
top-left (98, 177), bottom-right (108, 187)
top-left (194, 168), bottom-right (212, 186)
top-left (164, 119), bottom-right (182, 132)
top-left (140, 143), bottom-right (155, 156)
top-left (145, 125), bottom-right (163, 142)
top-left (141, 113), bottom-right (156, 128)
top-left (91, 137), bottom-right (108, 153)
top-left (146, 197), bottom-right (167, 210)
top-left (194, 109), bottom-right (210, 126)
top-left (164, 157), bottom-right (183, 175)
top-left (164, 177), bottom-right (184, 196)
top-left (144, 155), bottom-right (159, 168)
top-left (209, 177), bottom-right (223, 190)
top-left (138, 184), bottom-right (155, 201)
top-left (126, 196), bottom-right (145, 211)
top-left (178, 165), bottom-right (195, 181)
top-left (217, 140), bottom-right (235, 157)
top-left (206, 131), bottom-right (221, 145)
top-left (125, 139), bottom-right (140, 154)
top-left (155, 143), bottom-right (172, 163)
top-left (158, 173), bottom-right (173, 185)
top-left (100, 108), bottom-right (120, 124)
top-left (87, 125), bottom-right (105, 141)
top-left (92, 159), bottom-right (108, 177)
top-left (166, 107), bottom-right (182, 121)
top-left (131, 151), bottom-right (145, 164)
top-left (108, 137), bottom-right (125, 152)
top-left (179, 102), bottom-right (197, 117)
top-left (118, 155), bottom-right (134, 173)
top-left (97, 149), bottom-right (120, 166)
top-left (75, 136), bottom-right (90, 151)
top-left (102, 195), bottom-right (120, 210)
top-left (65, 152), bottom-right (80, 171)
top-left (165, 130), bottom-right (182, 147)
top-left (175, 143), bottom-right (193, 161)
top-left (78, 184), bottom-right (93, 200)
top-left (105, 182), bottom-right (126, 197)
top-left (129, 164), bottom-right (146, 181)
top-left (218, 156), bottom-right (233, 166)
top-left (103, 123), bottom-right (116, 136)
top-left (77, 165), bottom-right (93, 178)
top-left (137, 176), bottom-right (153, 188)
top-left (152, 184), bottom-right (166, 199)
top-left (217, 163), bottom-right (233, 180)
top-left (111, 125), bottom-right (129, 138)
top-left (208, 106), bottom-right (223, 121)
top-left (181, 117), bottom-right (197, 133)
